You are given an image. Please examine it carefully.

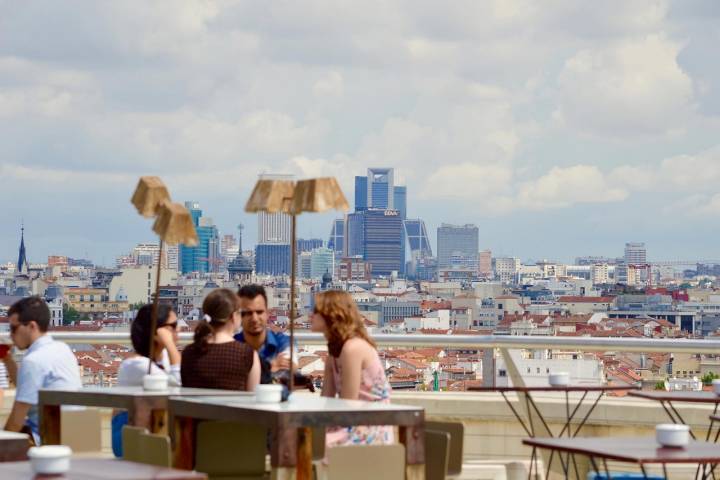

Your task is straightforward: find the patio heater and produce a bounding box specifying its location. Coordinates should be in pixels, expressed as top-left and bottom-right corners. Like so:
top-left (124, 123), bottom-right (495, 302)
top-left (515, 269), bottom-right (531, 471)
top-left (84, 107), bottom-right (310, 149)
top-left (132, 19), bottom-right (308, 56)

top-left (245, 177), bottom-right (348, 393)
top-left (131, 177), bottom-right (198, 375)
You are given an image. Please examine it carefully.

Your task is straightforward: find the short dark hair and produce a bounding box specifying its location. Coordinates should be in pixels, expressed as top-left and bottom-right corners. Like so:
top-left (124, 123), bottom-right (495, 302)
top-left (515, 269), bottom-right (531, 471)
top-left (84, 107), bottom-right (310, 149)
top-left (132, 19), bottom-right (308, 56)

top-left (8, 296), bottom-right (50, 332)
top-left (237, 284), bottom-right (267, 307)
top-left (130, 304), bottom-right (174, 357)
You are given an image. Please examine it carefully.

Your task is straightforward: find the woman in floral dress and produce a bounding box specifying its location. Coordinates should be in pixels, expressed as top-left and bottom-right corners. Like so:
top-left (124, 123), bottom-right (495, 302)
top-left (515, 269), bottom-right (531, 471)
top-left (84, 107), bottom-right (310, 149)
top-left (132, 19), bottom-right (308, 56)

top-left (311, 290), bottom-right (394, 446)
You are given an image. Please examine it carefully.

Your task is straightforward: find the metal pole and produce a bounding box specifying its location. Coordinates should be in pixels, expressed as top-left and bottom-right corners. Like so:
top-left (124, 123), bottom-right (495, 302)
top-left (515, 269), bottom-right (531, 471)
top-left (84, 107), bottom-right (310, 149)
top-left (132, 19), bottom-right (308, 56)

top-left (148, 239), bottom-right (164, 374)
top-left (289, 214), bottom-right (297, 394)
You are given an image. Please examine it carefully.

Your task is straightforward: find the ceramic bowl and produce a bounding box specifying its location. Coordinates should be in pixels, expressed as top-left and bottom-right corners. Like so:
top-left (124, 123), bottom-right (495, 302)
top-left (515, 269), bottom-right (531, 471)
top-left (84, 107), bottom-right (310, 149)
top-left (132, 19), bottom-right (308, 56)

top-left (656, 424), bottom-right (689, 448)
top-left (255, 384), bottom-right (283, 403)
top-left (28, 445), bottom-right (72, 475)
top-left (548, 372), bottom-right (570, 387)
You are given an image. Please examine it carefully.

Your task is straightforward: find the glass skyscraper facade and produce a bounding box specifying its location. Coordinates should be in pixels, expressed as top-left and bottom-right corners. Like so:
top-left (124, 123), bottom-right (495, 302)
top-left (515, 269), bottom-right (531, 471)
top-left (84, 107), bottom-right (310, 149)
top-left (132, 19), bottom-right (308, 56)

top-left (367, 168), bottom-right (394, 209)
top-left (345, 209), bottom-right (403, 276)
top-left (327, 218), bottom-right (345, 257)
top-left (179, 201), bottom-right (219, 274)
top-left (354, 176), bottom-right (367, 211)
top-left (255, 244), bottom-right (291, 275)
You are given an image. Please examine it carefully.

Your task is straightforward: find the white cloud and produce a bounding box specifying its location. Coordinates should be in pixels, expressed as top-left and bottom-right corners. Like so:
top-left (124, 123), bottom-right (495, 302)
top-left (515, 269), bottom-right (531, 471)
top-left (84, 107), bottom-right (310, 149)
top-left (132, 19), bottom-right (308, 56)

top-left (555, 34), bottom-right (694, 138)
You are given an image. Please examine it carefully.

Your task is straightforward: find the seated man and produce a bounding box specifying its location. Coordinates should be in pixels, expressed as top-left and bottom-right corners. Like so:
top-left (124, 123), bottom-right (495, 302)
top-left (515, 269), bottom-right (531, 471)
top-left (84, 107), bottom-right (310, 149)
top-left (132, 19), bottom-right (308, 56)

top-left (234, 285), bottom-right (291, 384)
top-left (2, 296), bottom-right (81, 444)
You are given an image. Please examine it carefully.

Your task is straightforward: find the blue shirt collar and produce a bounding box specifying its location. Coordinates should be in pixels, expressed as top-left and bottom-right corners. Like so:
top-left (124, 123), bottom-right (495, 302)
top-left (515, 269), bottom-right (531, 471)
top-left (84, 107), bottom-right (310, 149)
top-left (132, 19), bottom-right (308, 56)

top-left (234, 329), bottom-right (288, 361)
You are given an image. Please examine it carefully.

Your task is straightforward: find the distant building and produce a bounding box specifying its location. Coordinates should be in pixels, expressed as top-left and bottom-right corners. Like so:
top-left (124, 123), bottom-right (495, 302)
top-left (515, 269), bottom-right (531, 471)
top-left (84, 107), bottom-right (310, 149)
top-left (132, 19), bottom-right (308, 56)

top-left (338, 256), bottom-right (372, 282)
top-left (297, 238), bottom-right (323, 253)
top-left (494, 257), bottom-right (520, 284)
top-left (179, 201), bottom-right (220, 274)
top-left (437, 223), bottom-right (479, 269)
top-left (404, 219), bottom-right (432, 259)
top-left (16, 226), bottom-right (28, 275)
top-left (367, 168), bottom-right (394, 209)
top-left (354, 176), bottom-right (367, 211)
top-left (345, 209), bottom-right (404, 277)
top-left (255, 244), bottom-right (291, 276)
top-left (310, 247), bottom-right (335, 279)
top-left (327, 218), bottom-right (345, 258)
top-left (393, 186), bottom-right (407, 220)
top-left (479, 250), bottom-right (493, 279)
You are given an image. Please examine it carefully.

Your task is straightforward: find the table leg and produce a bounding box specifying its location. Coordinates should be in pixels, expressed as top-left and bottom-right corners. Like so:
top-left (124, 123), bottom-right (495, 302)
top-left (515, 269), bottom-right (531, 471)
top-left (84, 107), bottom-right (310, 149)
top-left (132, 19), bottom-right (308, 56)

top-left (129, 399), bottom-right (154, 431)
top-left (151, 410), bottom-right (166, 434)
top-left (399, 424), bottom-right (425, 480)
top-left (501, 391), bottom-right (533, 437)
top-left (572, 392), bottom-right (604, 437)
top-left (639, 463), bottom-right (649, 480)
top-left (40, 403), bottom-right (61, 445)
top-left (666, 401), bottom-right (696, 440)
top-left (173, 416), bottom-right (196, 471)
top-left (297, 427), bottom-right (313, 480)
top-left (271, 424), bottom-right (297, 477)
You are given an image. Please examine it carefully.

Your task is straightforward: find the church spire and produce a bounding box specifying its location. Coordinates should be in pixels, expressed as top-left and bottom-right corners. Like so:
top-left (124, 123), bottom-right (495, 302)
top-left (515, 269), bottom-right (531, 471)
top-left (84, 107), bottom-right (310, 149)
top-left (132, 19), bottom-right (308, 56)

top-left (17, 224), bottom-right (28, 274)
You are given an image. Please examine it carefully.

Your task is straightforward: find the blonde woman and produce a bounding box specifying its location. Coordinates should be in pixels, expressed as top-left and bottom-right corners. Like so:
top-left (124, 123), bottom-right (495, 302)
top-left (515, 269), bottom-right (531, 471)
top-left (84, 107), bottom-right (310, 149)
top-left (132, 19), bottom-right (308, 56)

top-left (311, 290), bottom-right (393, 446)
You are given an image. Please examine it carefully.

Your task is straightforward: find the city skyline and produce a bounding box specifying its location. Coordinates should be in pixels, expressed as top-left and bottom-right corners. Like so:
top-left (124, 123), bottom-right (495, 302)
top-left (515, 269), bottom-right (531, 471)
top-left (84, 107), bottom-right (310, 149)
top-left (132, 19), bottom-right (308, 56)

top-left (1, 3), bottom-right (720, 263)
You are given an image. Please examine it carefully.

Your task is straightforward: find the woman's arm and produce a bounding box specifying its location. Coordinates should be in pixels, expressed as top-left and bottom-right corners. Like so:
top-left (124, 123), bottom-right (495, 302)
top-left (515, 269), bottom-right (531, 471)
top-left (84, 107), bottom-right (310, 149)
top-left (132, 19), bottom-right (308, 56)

top-left (321, 356), bottom-right (337, 398)
top-left (246, 350), bottom-right (261, 392)
top-left (338, 341), bottom-right (363, 400)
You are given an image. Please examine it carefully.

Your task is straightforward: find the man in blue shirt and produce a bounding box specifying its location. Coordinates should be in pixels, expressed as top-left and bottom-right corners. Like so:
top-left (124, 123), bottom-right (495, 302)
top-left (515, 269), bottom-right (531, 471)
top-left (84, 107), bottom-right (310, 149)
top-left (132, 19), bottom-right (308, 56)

top-left (2, 296), bottom-right (81, 444)
top-left (234, 285), bottom-right (291, 384)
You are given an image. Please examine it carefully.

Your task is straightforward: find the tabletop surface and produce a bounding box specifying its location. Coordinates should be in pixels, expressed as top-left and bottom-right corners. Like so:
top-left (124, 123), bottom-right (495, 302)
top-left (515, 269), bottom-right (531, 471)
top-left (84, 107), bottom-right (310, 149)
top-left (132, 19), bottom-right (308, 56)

top-left (41, 386), bottom-right (252, 399)
top-left (0, 431), bottom-right (30, 441)
top-left (629, 390), bottom-right (720, 403)
top-left (171, 394), bottom-right (424, 414)
top-left (0, 458), bottom-right (206, 480)
top-left (469, 384), bottom-right (639, 392)
top-left (523, 436), bottom-right (720, 464)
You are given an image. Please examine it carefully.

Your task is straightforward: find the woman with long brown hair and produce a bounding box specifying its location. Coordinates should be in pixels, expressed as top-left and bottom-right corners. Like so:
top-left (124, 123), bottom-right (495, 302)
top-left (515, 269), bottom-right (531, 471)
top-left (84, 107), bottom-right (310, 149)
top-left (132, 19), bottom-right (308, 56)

top-left (182, 288), bottom-right (260, 391)
top-left (311, 290), bottom-right (393, 446)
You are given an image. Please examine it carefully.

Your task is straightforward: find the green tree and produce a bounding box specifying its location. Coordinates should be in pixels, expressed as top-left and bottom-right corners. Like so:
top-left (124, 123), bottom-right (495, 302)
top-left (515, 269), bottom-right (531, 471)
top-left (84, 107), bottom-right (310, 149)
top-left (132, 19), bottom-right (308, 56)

top-left (62, 305), bottom-right (80, 325)
top-left (654, 380), bottom-right (668, 391)
top-left (701, 372), bottom-right (719, 386)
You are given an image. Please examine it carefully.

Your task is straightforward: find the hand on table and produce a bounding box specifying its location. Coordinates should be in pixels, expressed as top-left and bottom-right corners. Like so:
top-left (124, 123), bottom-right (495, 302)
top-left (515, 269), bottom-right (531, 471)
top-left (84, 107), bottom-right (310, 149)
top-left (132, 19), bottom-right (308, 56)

top-left (270, 355), bottom-right (291, 372)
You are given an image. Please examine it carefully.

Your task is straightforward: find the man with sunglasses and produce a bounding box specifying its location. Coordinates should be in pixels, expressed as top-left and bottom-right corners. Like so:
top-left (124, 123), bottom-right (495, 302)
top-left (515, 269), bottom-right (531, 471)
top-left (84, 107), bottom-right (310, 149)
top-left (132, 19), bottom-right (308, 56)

top-left (234, 284), bottom-right (292, 384)
top-left (2, 296), bottom-right (81, 444)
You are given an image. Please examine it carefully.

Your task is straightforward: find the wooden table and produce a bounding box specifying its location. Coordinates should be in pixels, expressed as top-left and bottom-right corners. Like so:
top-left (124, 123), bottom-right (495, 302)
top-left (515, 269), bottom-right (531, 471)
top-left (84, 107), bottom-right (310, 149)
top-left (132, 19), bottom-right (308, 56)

top-left (39, 386), bottom-right (251, 444)
top-left (0, 431), bottom-right (30, 462)
top-left (169, 394), bottom-right (425, 480)
top-left (628, 390), bottom-right (720, 440)
top-left (469, 385), bottom-right (639, 438)
top-left (0, 457), bottom-right (207, 479)
top-left (523, 436), bottom-right (720, 480)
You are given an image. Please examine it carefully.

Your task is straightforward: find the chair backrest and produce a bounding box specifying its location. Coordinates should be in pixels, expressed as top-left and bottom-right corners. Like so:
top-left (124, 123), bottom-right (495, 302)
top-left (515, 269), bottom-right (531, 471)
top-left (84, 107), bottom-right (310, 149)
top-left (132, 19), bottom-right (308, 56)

top-left (426, 421), bottom-right (464, 476)
top-left (326, 444), bottom-right (405, 480)
top-left (60, 408), bottom-right (103, 452)
top-left (194, 421), bottom-right (267, 477)
top-left (425, 430), bottom-right (450, 480)
top-left (137, 432), bottom-right (172, 468)
top-left (122, 425), bottom-right (149, 463)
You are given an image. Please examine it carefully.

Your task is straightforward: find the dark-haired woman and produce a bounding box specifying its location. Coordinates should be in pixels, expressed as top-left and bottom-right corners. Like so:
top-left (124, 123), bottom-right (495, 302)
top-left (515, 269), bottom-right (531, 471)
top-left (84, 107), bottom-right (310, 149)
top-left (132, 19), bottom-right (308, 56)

top-left (181, 288), bottom-right (260, 391)
top-left (112, 304), bottom-right (181, 456)
top-left (311, 290), bottom-right (393, 447)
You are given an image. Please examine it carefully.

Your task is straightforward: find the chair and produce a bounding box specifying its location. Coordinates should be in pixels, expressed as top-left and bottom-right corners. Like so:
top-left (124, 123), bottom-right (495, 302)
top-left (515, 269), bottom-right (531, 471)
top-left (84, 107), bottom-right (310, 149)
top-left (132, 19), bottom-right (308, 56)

top-left (425, 430), bottom-right (451, 480)
top-left (194, 421), bottom-right (268, 480)
top-left (121, 426), bottom-right (149, 463)
top-left (426, 421), bottom-right (464, 477)
top-left (137, 432), bottom-right (172, 467)
top-left (588, 473), bottom-right (665, 480)
top-left (60, 408), bottom-right (103, 453)
top-left (325, 444), bottom-right (405, 480)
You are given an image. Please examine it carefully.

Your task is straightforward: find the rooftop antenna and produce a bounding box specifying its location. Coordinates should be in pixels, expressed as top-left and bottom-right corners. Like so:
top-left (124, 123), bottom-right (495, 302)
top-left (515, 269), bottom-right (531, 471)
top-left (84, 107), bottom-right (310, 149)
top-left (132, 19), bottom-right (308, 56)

top-left (237, 223), bottom-right (244, 252)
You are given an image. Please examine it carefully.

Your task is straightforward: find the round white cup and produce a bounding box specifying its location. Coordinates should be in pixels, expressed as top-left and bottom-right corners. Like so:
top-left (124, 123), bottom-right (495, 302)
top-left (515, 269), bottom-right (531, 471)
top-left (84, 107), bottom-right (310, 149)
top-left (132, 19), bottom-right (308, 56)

top-left (548, 372), bottom-right (570, 387)
top-left (656, 424), bottom-right (689, 448)
top-left (255, 384), bottom-right (283, 403)
top-left (28, 445), bottom-right (72, 475)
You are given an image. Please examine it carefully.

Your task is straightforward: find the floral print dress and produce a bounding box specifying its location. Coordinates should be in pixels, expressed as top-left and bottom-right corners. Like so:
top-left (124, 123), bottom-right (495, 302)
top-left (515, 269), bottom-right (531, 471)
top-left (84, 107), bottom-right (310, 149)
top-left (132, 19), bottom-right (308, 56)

top-left (325, 352), bottom-right (395, 446)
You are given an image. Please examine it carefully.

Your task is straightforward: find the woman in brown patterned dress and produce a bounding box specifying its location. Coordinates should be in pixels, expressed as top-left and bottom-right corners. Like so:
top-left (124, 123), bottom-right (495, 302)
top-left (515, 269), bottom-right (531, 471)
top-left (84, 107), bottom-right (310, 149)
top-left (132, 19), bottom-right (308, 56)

top-left (181, 288), bottom-right (260, 391)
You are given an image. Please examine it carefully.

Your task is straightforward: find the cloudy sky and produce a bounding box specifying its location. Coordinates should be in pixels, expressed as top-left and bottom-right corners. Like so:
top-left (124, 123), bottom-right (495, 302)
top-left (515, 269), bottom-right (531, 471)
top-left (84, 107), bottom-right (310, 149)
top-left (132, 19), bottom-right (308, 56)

top-left (1, 0), bottom-right (719, 265)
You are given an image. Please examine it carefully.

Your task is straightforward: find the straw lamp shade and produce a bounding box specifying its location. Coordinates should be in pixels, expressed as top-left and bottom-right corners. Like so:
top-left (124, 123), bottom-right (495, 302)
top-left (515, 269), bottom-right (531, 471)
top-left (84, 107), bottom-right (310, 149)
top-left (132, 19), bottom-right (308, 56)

top-left (152, 201), bottom-right (199, 246)
top-left (291, 177), bottom-right (349, 214)
top-left (131, 176), bottom-right (171, 218)
top-left (244, 179), bottom-right (296, 214)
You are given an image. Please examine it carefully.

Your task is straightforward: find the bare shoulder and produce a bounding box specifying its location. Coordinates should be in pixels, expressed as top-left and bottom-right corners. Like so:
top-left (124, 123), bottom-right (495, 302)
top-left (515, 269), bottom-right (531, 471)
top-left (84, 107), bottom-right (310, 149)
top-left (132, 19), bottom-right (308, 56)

top-left (340, 337), bottom-right (373, 358)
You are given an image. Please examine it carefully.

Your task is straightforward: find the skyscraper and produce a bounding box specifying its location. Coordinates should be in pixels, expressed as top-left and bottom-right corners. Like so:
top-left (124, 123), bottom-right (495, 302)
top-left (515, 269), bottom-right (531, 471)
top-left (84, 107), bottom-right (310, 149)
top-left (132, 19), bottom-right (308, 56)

top-left (179, 201), bottom-right (220, 274)
top-left (393, 186), bottom-right (407, 220)
top-left (253, 173), bottom-right (293, 276)
top-left (624, 242), bottom-right (647, 265)
top-left (354, 176), bottom-right (367, 211)
top-left (310, 247), bottom-right (335, 279)
top-left (404, 219), bottom-right (432, 258)
top-left (367, 168), bottom-right (394, 209)
top-left (437, 223), bottom-right (479, 269)
top-left (327, 218), bottom-right (345, 257)
top-left (255, 244), bottom-right (291, 275)
top-left (345, 209), bottom-right (403, 276)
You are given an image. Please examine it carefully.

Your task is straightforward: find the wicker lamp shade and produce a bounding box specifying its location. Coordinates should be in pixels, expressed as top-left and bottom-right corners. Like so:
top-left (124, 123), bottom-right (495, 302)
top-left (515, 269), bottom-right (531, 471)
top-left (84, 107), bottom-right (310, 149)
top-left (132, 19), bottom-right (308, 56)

top-left (152, 201), bottom-right (199, 246)
top-left (291, 177), bottom-right (349, 214)
top-left (131, 176), bottom-right (171, 218)
top-left (244, 179), bottom-right (296, 214)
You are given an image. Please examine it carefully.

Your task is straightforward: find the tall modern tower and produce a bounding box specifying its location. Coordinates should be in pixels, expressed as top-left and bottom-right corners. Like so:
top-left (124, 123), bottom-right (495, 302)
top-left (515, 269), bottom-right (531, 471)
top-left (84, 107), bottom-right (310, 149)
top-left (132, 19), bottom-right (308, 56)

top-left (393, 186), bottom-right (407, 220)
top-left (345, 209), bottom-right (403, 276)
top-left (17, 225), bottom-right (28, 274)
top-left (624, 242), bottom-right (647, 265)
top-left (437, 223), bottom-right (479, 269)
top-left (367, 168), bottom-right (394, 209)
top-left (354, 176), bottom-right (368, 212)
top-left (327, 218), bottom-right (345, 258)
top-left (179, 202), bottom-right (219, 274)
top-left (254, 174), bottom-right (293, 276)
